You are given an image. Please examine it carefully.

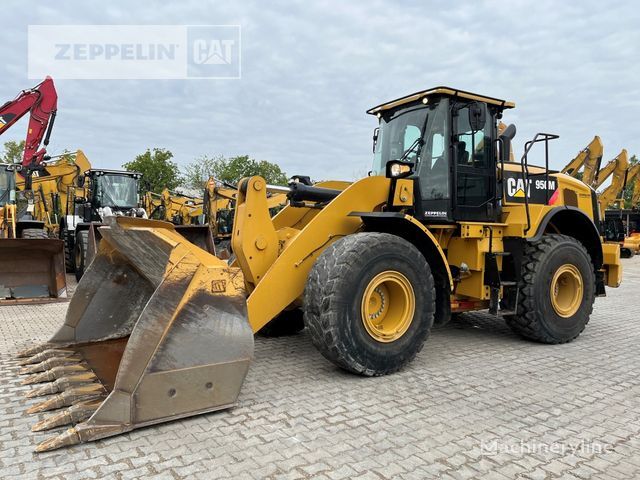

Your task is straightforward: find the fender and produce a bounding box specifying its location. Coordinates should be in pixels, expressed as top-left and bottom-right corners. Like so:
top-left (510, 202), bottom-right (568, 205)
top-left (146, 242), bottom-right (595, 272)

top-left (530, 206), bottom-right (603, 269)
top-left (352, 212), bottom-right (453, 288)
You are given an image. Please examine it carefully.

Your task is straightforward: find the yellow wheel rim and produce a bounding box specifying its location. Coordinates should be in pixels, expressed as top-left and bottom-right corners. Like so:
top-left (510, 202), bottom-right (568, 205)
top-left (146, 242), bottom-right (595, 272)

top-left (550, 264), bottom-right (583, 318)
top-left (361, 270), bottom-right (415, 343)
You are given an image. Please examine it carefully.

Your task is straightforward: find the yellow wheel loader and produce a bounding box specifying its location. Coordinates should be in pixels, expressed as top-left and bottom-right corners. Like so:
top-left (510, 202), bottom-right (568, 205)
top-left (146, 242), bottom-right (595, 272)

top-left (18, 87), bottom-right (621, 452)
top-left (0, 164), bottom-right (66, 303)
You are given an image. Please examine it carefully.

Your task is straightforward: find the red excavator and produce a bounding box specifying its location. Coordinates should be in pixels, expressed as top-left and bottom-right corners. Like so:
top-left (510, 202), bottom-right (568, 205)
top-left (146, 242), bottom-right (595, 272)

top-left (0, 77), bottom-right (66, 303)
top-left (0, 76), bottom-right (58, 170)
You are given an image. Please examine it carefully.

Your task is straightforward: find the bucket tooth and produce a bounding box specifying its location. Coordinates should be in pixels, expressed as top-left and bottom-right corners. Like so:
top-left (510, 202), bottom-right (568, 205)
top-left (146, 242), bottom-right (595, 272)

top-left (19, 355), bottom-right (82, 375)
top-left (26, 373), bottom-right (99, 398)
top-left (21, 363), bottom-right (91, 385)
top-left (26, 384), bottom-right (106, 414)
top-left (32, 399), bottom-right (102, 432)
top-left (16, 343), bottom-right (57, 358)
top-left (36, 428), bottom-right (81, 453)
top-left (18, 349), bottom-right (76, 366)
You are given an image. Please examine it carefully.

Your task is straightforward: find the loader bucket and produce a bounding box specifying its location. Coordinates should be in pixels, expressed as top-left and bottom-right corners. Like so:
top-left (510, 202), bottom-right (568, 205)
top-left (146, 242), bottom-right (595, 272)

top-left (174, 224), bottom-right (216, 255)
top-left (18, 216), bottom-right (253, 452)
top-left (0, 239), bottom-right (66, 304)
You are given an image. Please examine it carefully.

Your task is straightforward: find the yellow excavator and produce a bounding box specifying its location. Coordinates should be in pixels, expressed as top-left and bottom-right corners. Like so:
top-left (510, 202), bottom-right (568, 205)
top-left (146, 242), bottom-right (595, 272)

top-left (599, 156), bottom-right (640, 257)
top-left (17, 87), bottom-right (622, 452)
top-left (561, 136), bottom-right (603, 188)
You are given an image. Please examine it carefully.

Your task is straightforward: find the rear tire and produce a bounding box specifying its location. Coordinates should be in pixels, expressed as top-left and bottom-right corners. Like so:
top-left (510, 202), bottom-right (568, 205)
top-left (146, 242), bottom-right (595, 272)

top-left (258, 309), bottom-right (305, 337)
top-left (505, 234), bottom-right (595, 344)
top-left (304, 232), bottom-right (435, 376)
top-left (20, 228), bottom-right (48, 239)
top-left (74, 230), bottom-right (89, 282)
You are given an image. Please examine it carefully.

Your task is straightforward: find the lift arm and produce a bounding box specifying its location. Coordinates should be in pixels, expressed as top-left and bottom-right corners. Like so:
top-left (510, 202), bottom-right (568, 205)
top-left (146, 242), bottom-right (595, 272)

top-left (0, 77), bottom-right (58, 169)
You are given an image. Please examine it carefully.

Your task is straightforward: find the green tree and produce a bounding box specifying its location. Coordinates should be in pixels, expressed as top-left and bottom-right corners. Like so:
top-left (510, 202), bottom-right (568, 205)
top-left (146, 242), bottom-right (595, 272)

top-left (182, 155), bottom-right (288, 192)
top-left (123, 148), bottom-right (181, 193)
top-left (1, 140), bottom-right (25, 164)
top-left (623, 154), bottom-right (638, 208)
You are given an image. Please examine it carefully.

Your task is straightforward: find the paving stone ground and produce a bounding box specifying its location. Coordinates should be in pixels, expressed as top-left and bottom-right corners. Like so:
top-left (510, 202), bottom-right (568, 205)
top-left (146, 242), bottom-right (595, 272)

top-left (1, 260), bottom-right (639, 479)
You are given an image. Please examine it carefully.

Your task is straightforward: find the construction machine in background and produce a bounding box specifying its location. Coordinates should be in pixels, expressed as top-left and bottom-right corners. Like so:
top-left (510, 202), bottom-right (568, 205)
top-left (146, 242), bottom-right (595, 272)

top-left (15, 150), bottom-right (91, 268)
top-left (144, 189), bottom-right (205, 225)
top-left (0, 77), bottom-right (66, 303)
top-left (144, 188), bottom-right (216, 256)
top-left (17, 87), bottom-right (622, 452)
top-left (0, 77), bottom-right (58, 169)
top-left (0, 163), bottom-right (66, 303)
top-left (561, 136), bottom-right (603, 188)
top-left (69, 168), bottom-right (147, 280)
top-left (601, 159), bottom-right (640, 257)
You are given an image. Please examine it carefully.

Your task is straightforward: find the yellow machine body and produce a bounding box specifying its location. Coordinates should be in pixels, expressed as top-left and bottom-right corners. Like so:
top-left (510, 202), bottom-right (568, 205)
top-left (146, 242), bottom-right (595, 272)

top-left (18, 87), bottom-right (621, 451)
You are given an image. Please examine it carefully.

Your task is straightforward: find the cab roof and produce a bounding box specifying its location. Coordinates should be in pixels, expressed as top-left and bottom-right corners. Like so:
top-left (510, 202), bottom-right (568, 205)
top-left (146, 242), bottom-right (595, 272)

top-left (366, 86), bottom-right (515, 115)
top-left (87, 169), bottom-right (141, 177)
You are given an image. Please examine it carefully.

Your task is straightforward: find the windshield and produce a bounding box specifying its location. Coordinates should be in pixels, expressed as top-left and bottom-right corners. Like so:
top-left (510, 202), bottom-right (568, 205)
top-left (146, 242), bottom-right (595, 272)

top-left (372, 100), bottom-right (449, 200)
top-left (0, 168), bottom-right (15, 207)
top-left (95, 174), bottom-right (139, 208)
top-left (372, 105), bottom-right (429, 175)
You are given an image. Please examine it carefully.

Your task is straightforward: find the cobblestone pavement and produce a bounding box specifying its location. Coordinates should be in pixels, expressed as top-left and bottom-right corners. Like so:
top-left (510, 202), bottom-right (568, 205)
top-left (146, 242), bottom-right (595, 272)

top-left (1, 262), bottom-right (639, 480)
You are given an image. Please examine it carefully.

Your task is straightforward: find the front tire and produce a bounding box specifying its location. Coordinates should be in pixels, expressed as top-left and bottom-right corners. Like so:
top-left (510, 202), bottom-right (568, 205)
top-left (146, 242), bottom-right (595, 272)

top-left (304, 232), bottom-right (435, 376)
top-left (505, 234), bottom-right (595, 344)
top-left (20, 228), bottom-right (48, 239)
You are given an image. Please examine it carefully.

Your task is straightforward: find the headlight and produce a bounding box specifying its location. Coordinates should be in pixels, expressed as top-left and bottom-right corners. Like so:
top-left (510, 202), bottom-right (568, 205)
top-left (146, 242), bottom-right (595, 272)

top-left (388, 162), bottom-right (412, 178)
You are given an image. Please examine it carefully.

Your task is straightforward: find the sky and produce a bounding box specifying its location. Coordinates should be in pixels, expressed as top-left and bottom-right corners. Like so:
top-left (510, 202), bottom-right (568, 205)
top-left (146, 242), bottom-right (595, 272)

top-left (2, 0), bottom-right (639, 183)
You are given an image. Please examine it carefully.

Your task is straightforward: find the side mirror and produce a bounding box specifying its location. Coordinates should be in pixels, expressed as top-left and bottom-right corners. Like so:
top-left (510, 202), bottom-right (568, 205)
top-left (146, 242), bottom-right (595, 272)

top-left (469, 102), bottom-right (486, 131)
top-left (385, 159), bottom-right (414, 179)
top-left (372, 127), bottom-right (379, 153)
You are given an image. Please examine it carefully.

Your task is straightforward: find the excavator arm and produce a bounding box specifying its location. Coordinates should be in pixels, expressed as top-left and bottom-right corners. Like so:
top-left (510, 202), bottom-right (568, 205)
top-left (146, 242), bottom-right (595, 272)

top-left (0, 77), bottom-right (58, 169)
top-left (598, 150), bottom-right (629, 211)
top-left (562, 136), bottom-right (603, 187)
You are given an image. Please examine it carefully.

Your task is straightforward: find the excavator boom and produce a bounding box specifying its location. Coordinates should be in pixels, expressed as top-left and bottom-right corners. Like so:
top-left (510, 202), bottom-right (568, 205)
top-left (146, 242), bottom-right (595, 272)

top-left (561, 136), bottom-right (603, 187)
top-left (0, 77), bottom-right (58, 168)
top-left (598, 150), bottom-right (629, 211)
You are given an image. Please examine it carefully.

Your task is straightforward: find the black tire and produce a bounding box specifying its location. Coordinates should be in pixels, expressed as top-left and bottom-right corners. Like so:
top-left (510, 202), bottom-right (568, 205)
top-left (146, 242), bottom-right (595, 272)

top-left (74, 230), bottom-right (89, 282)
top-left (20, 228), bottom-right (48, 239)
top-left (505, 234), bottom-right (595, 344)
top-left (258, 309), bottom-right (305, 337)
top-left (62, 228), bottom-right (75, 273)
top-left (620, 247), bottom-right (633, 259)
top-left (304, 232), bottom-right (435, 376)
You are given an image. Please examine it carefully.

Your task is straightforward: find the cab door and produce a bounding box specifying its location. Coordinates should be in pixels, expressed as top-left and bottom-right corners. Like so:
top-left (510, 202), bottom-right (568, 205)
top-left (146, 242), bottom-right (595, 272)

top-left (451, 102), bottom-right (499, 223)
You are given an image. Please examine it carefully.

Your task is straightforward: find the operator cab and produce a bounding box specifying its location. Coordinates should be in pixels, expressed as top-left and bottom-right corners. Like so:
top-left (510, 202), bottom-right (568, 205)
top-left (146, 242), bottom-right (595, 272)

top-left (77, 169), bottom-right (144, 222)
top-left (368, 87), bottom-right (515, 224)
